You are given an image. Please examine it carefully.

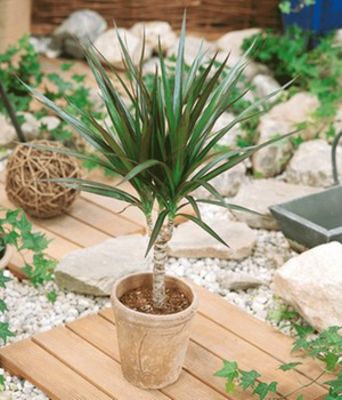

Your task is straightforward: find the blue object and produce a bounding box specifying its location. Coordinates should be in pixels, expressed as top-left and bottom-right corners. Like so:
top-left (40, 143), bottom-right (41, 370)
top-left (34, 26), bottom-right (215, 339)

top-left (282, 0), bottom-right (342, 35)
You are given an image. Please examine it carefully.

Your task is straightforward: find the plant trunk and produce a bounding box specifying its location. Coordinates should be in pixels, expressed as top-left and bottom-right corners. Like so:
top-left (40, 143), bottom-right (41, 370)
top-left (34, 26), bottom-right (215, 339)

top-left (152, 220), bottom-right (173, 309)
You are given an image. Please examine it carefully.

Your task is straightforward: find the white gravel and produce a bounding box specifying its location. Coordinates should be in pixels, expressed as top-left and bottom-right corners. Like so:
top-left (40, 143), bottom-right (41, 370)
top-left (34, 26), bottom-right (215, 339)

top-left (0, 204), bottom-right (297, 399)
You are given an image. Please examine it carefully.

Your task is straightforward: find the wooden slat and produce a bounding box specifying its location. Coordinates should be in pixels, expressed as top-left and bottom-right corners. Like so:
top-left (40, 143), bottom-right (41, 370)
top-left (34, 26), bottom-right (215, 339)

top-left (0, 339), bottom-right (112, 400)
top-left (99, 308), bottom-right (327, 399)
top-left (68, 314), bottom-right (251, 399)
top-left (68, 198), bottom-right (144, 237)
top-left (33, 327), bottom-right (170, 400)
top-left (195, 284), bottom-right (334, 385)
top-left (0, 181), bottom-right (110, 247)
top-left (67, 314), bottom-right (229, 400)
top-left (81, 191), bottom-right (148, 227)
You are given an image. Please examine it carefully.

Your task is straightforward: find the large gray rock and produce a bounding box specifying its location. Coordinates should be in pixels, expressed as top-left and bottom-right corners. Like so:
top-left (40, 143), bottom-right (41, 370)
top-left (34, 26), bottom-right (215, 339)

top-left (94, 28), bottom-right (152, 69)
top-left (232, 179), bottom-right (320, 230)
top-left (251, 74), bottom-right (281, 98)
top-left (286, 139), bottom-right (342, 187)
top-left (168, 220), bottom-right (256, 260)
top-left (194, 162), bottom-right (247, 198)
top-left (167, 35), bottom-right (216, 66)
top-left (130, 21), bottom-right (177, 52)
top-left (214, 112), bottom-right (243, 149)
top-left (0, 114), bottom-right (16, 146)
top-left (252, 92), bottom-right (320, 178)
top-left (216, 28), bottom-right (261, 59)
top-left (50, 9), bottom-right (107, 58)
top-left (18, 112), bottom-right (40, 140)
top-left (273, 242), bottom-right (342, 331)
top-left (55, 235), bottom-right (149, 296)
top-left (216, 51), bottom-right (269, 81)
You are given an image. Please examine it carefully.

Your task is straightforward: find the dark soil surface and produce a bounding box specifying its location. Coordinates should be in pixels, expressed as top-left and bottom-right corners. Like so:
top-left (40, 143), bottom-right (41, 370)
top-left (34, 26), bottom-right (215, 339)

top-left (120, 287), bottom-right (191, 315)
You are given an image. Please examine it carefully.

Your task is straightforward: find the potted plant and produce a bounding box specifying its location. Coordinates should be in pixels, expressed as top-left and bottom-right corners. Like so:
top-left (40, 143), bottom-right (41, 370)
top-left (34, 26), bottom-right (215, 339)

top-left (280, 0), bottom-right (342, 36)
top-left (25, 18), bottom-right (291, 389)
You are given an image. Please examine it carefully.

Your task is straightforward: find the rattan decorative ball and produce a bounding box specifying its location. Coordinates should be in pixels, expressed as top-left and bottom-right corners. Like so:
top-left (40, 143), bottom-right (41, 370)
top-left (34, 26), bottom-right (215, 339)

top-left (5, 140), bottom-right (81, 219)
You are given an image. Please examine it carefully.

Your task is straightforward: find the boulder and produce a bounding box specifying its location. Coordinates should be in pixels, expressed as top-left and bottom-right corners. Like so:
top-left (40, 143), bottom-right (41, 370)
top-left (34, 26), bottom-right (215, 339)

top-left (334, 29), bottom-right (342, 46)
top-left (216, 51), bottom-right (270, 81)
top-left (39, 116), bottom-right (61, 131)
top-left (285, 139), bottom-right (342, 187)
top-left (167, 35), bottom-right (216, 66)
top-left (18, 112), bottom-right (40, 140)
top-left (55, 235), bottom-right (149, 296)
top-left (194, 162), bottom-right (247, 198)
top-left (251, 74), bottom-right (281, 98)
top-left (130, 21), bottom-right (177, 52)
top-left (216, 28), bottom-right (261, 59)
top-left (252, 92), bottom-right (320, 178)
top-left (273, 242), bottom-right (342, 331)
top-left (214, 112), bottom-right (243, 149)
top-left (0, 115), bottom-right (16, 146)
top-left (50, 9), bottom-right (107, 58)
top-left (232, 179), bottom-right (320, 230)
top-left (94, 28), bottom-right (152, 69)
top-left (168, 220), bottom-right (256, 260)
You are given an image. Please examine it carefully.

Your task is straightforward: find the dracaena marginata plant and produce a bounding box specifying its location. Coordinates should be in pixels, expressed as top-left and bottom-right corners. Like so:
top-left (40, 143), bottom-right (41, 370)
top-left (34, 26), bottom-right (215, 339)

top-left (24, 17), bottom-right (292, 310)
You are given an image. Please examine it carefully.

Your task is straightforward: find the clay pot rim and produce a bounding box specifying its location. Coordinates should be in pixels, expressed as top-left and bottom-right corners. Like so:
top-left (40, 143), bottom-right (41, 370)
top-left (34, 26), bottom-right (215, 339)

top-left (0, 244), bottom-right (13, 270)
top-left (112, 271), bottom-right (199, 322)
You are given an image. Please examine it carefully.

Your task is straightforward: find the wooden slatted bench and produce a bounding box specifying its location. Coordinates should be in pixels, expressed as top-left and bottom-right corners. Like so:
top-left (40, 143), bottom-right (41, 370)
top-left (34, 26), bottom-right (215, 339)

top-left (0, 174), bottom-right (332, 400)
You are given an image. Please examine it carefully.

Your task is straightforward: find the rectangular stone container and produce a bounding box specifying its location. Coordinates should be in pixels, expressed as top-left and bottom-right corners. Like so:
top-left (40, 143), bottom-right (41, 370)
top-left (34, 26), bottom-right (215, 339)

top-left (270, 186), bottom-right (342, 249)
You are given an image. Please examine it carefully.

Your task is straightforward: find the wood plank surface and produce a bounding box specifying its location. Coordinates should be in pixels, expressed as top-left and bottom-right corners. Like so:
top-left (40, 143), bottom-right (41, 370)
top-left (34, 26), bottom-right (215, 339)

top-left (195, 284), bottom-right (334, 386)
top-left (68, 314), bottom-right (243, 400)
top-left (99, 309), bottom-right (326, 400)
top-left (33, 327), bottom-right (170, 400)
top-left (67, 315), bottom-right (229, 400)
top-left (68, 198), bottom-right (144, 237)
top-left (0, 340), bottom-right (112, 400)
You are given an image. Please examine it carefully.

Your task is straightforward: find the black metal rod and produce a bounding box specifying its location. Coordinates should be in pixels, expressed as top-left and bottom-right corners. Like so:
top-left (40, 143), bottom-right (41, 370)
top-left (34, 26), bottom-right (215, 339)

top-left (332, 129), bottom-right (342, 186)
top-left (0, 81), bottom-right (26, 143)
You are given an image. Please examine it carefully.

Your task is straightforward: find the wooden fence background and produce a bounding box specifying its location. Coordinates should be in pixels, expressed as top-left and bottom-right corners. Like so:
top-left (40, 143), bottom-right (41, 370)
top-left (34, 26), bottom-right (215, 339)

top-left (31, 0), bottom-right (281, 36)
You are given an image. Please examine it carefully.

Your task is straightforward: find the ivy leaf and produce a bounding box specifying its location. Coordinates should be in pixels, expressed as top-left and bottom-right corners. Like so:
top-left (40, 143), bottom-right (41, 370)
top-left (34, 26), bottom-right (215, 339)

top-left (253, 381), bottom-right (278, 400)
top-left (325, 352), bottom-right (339, 372)
top-left (0, 322), bottom-right (15, 344)
top-left (279, 361), bottom-right (302, 371)
top-left (294, 324), bottom-right (315, 339)
top-left (240, 370), bottom-right (261, 390)
top-left (0, 272), bottom-right (11, 288)
top-left (60, 62), bottom-right (73, 71)
top-left (214, 360), bottom-right (239, 379)
top-left (47, 290), bottom-right (58, 303)
top-left (296, 395), bottom-right (304, 400)
top-left (279, 1), bottom-right (291, 13)
top-left (0, 299), bottom-right (8, 313)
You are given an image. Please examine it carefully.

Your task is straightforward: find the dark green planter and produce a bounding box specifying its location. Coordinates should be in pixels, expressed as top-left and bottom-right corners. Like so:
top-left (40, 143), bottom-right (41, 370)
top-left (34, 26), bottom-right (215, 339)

top-left (270, 185), bottom-right (342, 249)
top-left (270, 130), bottom-right (342, 250)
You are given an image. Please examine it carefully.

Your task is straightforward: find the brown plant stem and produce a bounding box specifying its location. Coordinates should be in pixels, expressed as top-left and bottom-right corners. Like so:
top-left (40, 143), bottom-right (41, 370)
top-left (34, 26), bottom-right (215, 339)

top-left (152, 219), bottom-right (173, 309)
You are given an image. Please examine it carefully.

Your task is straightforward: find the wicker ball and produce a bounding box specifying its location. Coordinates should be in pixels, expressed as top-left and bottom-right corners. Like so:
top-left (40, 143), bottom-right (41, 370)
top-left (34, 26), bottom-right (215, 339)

top-left (5, 140), bottom-right (81, 219)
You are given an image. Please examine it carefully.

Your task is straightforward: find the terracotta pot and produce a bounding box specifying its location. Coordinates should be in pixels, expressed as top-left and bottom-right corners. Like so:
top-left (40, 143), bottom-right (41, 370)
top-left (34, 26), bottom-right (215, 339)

top-left (111, 272), bottom-right (198, 389)
top-left (0, 245), bottom-right (12, 270)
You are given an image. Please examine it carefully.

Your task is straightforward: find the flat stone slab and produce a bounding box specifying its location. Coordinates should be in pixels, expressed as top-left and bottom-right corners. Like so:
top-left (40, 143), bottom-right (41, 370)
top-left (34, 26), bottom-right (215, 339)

top-left (168, 220), bottom-right (256, 260)
top-left (55, 235), bottom-right (149, 296)
top-left (232, 179), bottom-right (320, 230)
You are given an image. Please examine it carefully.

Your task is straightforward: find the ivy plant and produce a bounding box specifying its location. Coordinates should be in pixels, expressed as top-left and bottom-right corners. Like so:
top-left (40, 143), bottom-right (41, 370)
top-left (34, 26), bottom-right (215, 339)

top-left (0, 208), bottom-right (56, 389)
top-left (216, 325), bottom-right (342, 399)
top-left (279, 0), bottom-right (316, 14)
